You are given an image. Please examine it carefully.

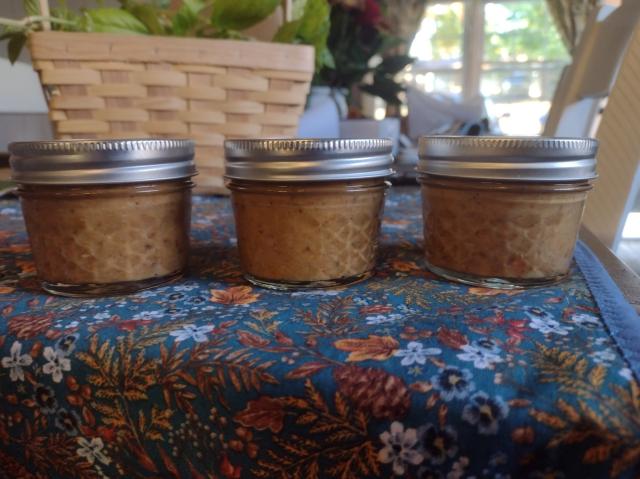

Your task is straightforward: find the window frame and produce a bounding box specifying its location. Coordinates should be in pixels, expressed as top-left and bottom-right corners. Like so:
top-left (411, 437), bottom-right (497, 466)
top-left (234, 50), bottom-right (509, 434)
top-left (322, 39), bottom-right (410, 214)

top-left (411, 0), bottom-right (569, 101)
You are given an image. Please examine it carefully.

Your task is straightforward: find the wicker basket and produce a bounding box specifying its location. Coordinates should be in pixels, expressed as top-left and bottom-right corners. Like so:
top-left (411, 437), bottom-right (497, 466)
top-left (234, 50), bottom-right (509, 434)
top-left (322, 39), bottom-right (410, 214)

top-left (28, 31), bottom-right (315, 193)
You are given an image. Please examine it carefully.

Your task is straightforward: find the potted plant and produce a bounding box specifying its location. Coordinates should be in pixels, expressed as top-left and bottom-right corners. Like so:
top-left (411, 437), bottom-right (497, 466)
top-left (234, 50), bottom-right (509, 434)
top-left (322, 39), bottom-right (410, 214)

top-left (316, 0), bottom-right (414, 115)
top-left (298, 0), bottom-right (413, 148)
top-left (0, 0), bottom-right (331, 193)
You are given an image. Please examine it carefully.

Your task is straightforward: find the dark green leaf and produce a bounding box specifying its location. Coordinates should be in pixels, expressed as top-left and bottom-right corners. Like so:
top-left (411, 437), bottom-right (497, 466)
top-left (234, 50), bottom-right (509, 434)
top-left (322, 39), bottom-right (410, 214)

top-left (85, 8), bottom-right (148, 34)
top-left (360, 76), bottom-right (405, 105)
top-left (8, 32), bottom-right (27, 64)
top-left (0, 28), bottom-right (19, 42)
top-left (211, 0), bottom-right (280, 31)
top-left (376, 55), bottom-right (414, 74)
top-left (171, 0), bottom-right (207, 36)
top-left (128, 4), bottom-right (166, 35)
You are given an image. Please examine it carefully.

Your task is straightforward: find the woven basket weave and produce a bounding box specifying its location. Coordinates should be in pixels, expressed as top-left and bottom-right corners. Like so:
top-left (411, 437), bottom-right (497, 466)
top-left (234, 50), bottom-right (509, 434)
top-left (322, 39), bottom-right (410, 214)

top-left (28, 31), bottom-right (315, 193)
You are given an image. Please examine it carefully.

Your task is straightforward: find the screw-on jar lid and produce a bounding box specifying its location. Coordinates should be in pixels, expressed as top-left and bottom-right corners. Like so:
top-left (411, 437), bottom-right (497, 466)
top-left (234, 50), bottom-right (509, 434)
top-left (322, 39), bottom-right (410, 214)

top-left (417, 136), bottom-right (598, 182)
top-left (224, 138), bottom-right (394, 182)
top-left (9, 139), bottom-right (196, 185)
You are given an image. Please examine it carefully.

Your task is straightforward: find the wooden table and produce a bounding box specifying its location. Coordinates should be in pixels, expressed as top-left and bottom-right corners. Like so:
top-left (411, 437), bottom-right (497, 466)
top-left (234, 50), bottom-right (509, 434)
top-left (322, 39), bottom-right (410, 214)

top-left (581, 225), bottom-right (640, 312)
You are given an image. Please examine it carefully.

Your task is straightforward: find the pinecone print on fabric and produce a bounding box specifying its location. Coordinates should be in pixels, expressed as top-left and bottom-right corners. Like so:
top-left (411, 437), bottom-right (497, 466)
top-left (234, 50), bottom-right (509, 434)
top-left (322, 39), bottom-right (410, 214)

top-left (333, 365), bottom-right (410, 419)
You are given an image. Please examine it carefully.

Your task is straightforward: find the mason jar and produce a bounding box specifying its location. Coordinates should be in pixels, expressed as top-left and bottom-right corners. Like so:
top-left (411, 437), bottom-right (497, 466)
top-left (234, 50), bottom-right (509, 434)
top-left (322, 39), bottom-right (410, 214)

top-left (224, 138), bottom-right (394, 290)
top-left (9, 139), bottom-right (196, 297)
top-left (417, 136), bottom-right (598, 288)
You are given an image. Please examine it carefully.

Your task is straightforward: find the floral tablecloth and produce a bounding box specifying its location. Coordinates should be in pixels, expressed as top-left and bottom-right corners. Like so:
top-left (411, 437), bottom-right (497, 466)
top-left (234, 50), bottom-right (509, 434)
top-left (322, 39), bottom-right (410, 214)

top-left (0, 188), bottom-right (639, 479)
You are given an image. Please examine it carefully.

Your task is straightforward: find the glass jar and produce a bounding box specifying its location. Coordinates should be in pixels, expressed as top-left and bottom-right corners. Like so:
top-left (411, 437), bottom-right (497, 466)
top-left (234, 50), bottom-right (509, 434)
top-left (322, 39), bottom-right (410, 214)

top-left (417, 136), bottom-right (598, 288)
top-left (225, 138), bottom-right (394, 290)
top-left (9, 139), bottom-right (196, 297)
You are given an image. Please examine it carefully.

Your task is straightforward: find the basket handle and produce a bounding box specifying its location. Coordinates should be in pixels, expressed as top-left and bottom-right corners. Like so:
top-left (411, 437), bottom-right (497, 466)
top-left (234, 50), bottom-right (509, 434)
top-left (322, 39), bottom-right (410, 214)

top-left (39, 0), bottom-right (51, 30)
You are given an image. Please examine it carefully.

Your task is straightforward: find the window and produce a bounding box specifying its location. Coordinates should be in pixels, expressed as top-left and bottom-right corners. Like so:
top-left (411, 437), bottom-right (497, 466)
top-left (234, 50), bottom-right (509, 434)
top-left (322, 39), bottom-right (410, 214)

top-left (408, 0), bottom-right (570, 135)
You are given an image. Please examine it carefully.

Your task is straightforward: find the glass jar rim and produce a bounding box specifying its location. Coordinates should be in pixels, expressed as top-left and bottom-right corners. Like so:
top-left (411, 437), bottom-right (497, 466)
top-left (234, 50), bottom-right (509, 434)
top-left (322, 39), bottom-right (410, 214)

top-left (9, 139), bottom-right (197, 185)
top-left (224, 138), bottom-right (394, 182)
top-left (417, 135), bottom-right (598, 182)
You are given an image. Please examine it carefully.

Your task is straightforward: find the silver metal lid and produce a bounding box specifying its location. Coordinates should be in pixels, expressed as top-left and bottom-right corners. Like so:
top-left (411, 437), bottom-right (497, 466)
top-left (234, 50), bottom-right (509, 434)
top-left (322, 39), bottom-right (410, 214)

top-left (417, 136), bottom-right (598, 182)
top-left (9, 139), bottom-right (196, 185)
top-left (224, 138), bottom-right (394, 182)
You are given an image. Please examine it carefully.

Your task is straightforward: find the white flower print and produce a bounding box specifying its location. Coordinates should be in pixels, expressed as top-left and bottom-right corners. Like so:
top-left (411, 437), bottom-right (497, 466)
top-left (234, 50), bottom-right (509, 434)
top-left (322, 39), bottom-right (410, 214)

top-left (528, 317), bottom-right (572, 336)
top-left (93, 312), bottom-right (111, 320)
top-left (76, 437), bottom-right (111, 465)
top-left (173, 283), bottom-right (199, 292)
top-left (42, 346), bottom-right (71, 383)
top-left (366, 314), bottom-right (402, 325)
top-left (457, 344), bottom-right (503, 369)
top-left (291, 289), bottom-right (343, 297)
top-left (378, 421), bottom-right (424, 475)
top-left (592, 349), bottom-right (616, 365)
top-left (619, 367), bottom-right (634, 381)
top-left (471, 338), bottom-right (501, 355)
top-left (570, 313), bottom-right (600, 329)
top-left (394, 342), bottom-right (441, 366)
top-left (169, 324), bottom-right (215, 343)
top-left (447, 456), bottom-right (470, 479)
top-left (135, 290), bottom-right (160, 299)
top-left (525, 307), bottom-right (572, 335)
top-left (1, 341), bottom-right (33, 382)
top-left (132, 310), bottom-right (165, 320)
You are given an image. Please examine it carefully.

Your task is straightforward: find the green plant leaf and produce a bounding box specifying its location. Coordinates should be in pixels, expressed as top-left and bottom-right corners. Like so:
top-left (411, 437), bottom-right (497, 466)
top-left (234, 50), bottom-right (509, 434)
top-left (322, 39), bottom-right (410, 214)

top-left (291, 0), bottom-right (307, 21)
top-left (274, 0), bottom-right (330, 71)
top-left (297, 0), bottom-right (329, 42)
top-left (7, 32), bottom-right (27, 64)
top-left (171, 0), bottom-right (207, 36)
top-left (128, 4), bottom-right (166, 35)
top-left (85, 8), bottom-right (148, 34)
top-left (211, 0), bottom-right (280, 31)
top-left (376, 55), bottom-right (414, 75)
top-left (24, 0), bottom-right (40, 16)
top-left (273, 18), bottom-right (301, 43)
top-left (360, 76), bottom-right (405, 105)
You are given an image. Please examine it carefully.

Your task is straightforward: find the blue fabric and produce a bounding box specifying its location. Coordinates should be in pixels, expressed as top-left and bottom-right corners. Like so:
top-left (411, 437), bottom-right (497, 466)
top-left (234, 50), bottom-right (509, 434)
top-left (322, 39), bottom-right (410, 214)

top-left (0, 188), bottom-right (639, 479)
top-left (574, 242), bottom-right (640, 384)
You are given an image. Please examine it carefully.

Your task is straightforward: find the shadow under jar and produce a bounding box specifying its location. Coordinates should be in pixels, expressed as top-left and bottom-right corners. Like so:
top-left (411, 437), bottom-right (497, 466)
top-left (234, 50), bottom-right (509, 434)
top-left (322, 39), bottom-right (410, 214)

top-left (224, 138), bottom-right (394, 290)
top-left (9, 139), bottom-right (196, 297)
top-left (417, 136), bottom-right (598, 289)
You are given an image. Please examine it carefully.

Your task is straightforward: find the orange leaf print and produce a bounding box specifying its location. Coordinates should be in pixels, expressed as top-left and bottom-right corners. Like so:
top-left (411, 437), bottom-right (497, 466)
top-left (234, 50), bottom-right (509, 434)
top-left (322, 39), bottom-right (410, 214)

top-left (334, 335), bottom-right (399, 362)
top-left (237, 331), bottom-right (269, 348)
top-left (390, 260), bottom-right (420, 272)
top-left (285, 362), bottom-right (328, 379)
top-left (436, 326), bottom-right (468, 350)
top-left (512, 426), bottom-right (535, 444)
top-left (210, 286), bottom-right (260, 305)
top-left (15, 260), bottom-right (36, 275)
top-left (468, 287), bottom-right (521, 297)
top-left (234, 397), bottom-right (285, 433)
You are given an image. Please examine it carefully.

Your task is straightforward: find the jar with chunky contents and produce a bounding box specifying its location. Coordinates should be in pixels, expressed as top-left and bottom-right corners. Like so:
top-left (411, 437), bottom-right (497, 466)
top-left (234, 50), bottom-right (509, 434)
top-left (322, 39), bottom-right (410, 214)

top-left (225, 138), bottom-right (394, 290)
top-left (9, 139), bottom-right (196, 297)
top-left (418, 136), bottom-right (598, 288)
